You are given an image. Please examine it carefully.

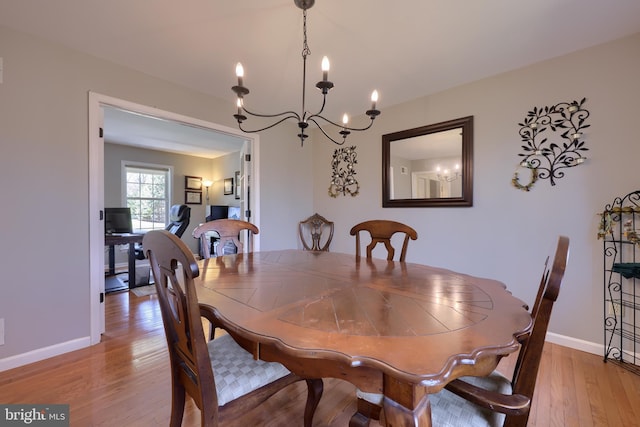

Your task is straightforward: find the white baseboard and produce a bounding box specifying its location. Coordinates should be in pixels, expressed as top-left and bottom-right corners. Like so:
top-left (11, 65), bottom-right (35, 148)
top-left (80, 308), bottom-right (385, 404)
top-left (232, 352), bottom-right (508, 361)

top-left (546, 332), bottom-right (602, 356)
top-left (0, 331), bottom-right (611, 373)
top-left (0, 337), bottom-right (91, 372)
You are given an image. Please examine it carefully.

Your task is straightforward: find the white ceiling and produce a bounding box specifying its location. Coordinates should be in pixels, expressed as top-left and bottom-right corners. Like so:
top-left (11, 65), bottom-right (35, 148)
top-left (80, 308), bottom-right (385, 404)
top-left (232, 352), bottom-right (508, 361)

top-left (102, 106), bottom-right (245, 159)
top-left (2, 0), bottom-right (639, 156)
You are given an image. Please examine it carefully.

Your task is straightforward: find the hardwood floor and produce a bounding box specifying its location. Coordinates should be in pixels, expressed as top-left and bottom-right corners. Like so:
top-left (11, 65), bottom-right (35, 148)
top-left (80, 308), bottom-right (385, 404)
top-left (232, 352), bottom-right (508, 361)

top-left (1, 290), bottom-right (639, 426)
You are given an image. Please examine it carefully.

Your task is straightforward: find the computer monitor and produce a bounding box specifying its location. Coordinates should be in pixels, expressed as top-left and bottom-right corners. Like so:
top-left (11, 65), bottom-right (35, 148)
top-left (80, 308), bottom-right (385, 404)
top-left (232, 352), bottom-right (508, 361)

top-left (105, 207), bottom-right (133, 234)
top-left (206, 205), bottom-right (228, 222)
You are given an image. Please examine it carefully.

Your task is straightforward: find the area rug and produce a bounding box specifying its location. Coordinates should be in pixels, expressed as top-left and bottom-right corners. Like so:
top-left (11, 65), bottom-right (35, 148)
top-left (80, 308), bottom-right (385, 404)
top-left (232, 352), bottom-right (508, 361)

top-left (130, 284), bottom-right (156, 297)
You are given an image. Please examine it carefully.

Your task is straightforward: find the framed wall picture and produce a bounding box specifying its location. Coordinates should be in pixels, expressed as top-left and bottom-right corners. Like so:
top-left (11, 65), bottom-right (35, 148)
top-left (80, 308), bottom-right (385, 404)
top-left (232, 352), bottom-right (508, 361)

top-left (234, 171), bottom-right (241, 199)
top-left (185, 175), bottom-right (202, 190)
top-left (185, 190), bottom-right (202, 205)
top-left (223, 177), bottom-right (234, 195)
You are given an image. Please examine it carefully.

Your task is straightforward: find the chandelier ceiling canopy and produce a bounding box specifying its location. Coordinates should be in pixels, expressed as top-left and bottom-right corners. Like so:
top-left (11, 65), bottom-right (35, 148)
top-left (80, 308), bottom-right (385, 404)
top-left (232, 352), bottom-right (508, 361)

top-left (231, 0), bottom-right (380, 146)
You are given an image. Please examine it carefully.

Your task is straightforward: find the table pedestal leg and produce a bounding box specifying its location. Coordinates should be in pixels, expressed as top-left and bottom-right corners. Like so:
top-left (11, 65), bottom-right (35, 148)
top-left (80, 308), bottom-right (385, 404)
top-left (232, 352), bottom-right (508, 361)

top-left (383, 394), bottom-right (431, 426)
top-left (382, 376), bottom-right (431, 426)
top-left (127, 242), bottom-right (136, 287)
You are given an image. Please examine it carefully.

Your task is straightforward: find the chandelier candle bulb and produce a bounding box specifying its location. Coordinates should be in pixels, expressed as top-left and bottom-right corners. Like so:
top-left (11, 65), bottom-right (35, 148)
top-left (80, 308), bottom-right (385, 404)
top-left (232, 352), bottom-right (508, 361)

top-left (322, 56), bottom-right (330, 81)
top-left (235, 63), bottom-right (244, 87)
top-left (371, 90), bottom-right (378, 110)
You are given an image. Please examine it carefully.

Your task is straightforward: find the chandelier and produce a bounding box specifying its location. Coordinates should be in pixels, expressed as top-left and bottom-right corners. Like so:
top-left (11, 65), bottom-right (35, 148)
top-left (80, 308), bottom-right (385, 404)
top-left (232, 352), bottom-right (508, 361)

top-left (231, 0), bottom-right (380, 146)
top-left (436, 164), bottom-right (461, 182)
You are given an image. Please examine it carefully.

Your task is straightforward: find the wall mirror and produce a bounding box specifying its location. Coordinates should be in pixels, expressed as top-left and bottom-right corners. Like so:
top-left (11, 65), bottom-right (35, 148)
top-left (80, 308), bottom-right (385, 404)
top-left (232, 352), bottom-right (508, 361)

top-left (382, 116), bottom-right (473, 207)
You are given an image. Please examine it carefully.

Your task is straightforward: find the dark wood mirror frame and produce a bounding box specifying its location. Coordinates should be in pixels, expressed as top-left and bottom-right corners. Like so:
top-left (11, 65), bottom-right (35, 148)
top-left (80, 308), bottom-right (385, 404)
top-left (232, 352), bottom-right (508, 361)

top-left (382, 116), bottom-right (473, 207)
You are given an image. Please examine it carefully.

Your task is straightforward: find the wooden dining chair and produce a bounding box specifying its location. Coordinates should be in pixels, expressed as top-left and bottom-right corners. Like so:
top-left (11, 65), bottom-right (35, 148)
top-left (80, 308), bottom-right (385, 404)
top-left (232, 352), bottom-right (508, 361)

top-left (192, 219), bottom-right (259, 258)
top-left (143, 230), bottom-right (323, 427)
top-left (350, 235), bottom-right (569, 427)
top-left (299, 213), bottom-right (334, 251)
top-left (349, 219), bottom-right (418, 261)
top-left (430, 235), bottom-right (569, 427)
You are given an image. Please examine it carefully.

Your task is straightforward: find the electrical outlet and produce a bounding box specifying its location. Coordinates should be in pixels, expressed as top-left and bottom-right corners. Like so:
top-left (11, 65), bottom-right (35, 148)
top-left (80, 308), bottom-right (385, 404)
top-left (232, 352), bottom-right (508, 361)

top-left (0, 318), bottom-right (4, 346)
top-left (608, 301), bottom-right (624, 317)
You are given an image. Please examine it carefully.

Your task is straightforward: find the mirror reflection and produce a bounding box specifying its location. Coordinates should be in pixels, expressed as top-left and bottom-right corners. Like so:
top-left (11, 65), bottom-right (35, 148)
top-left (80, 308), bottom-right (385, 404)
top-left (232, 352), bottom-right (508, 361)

top-left (390, 128), bottom-right (463, 199)
top-left (383, 116), bottom-right (473, 207)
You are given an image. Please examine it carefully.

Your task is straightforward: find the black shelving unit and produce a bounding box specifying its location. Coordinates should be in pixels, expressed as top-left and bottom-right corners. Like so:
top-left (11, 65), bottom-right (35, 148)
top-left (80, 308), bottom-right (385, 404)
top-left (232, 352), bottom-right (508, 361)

top-left (602, 190), bottom-right (640, 375)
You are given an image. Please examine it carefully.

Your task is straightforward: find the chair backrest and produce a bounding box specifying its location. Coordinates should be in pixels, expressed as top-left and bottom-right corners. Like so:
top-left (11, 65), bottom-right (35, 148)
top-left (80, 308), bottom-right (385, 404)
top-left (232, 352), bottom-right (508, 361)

top-left (166, 204), bottom-right (191, 237)
top-left (299, 213), bottom-right (334, 251)
top-left (349, 220), bottom-right (418, 261)
top-left (192, 219), bottom-right (259, 258)
top-left (507, 235), bottom-right (569, 427)
top-left (142, 230), bottom-right (218, 419)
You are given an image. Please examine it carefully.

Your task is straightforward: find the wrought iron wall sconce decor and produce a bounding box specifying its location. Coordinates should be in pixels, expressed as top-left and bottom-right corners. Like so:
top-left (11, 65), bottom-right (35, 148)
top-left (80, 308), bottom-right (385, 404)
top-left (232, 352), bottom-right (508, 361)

top-left (328, 146), bottom-right (359, 197)
top-left (513, 97), bottom-right (590, 190)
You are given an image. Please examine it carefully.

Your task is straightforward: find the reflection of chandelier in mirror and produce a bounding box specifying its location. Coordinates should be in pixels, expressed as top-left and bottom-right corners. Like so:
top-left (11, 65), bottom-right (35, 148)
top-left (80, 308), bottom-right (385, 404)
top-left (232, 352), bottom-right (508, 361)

top-left (436, 164), bottom-right (461, 182)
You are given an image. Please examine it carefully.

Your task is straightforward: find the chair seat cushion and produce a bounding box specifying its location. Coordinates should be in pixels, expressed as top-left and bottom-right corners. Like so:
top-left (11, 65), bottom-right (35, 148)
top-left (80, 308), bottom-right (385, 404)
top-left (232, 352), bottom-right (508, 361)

top-left (356, 371), bottom-right (511, 427)
top-left (430, 371), bottom-right (512, 427)
top-left (208, 334), bottom-right (291, 406)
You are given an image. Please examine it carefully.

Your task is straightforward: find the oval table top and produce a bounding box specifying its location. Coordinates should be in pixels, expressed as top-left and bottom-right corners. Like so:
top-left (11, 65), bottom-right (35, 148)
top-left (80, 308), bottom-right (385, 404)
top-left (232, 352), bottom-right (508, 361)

top-left (195, 250), bottom-right (532, 391)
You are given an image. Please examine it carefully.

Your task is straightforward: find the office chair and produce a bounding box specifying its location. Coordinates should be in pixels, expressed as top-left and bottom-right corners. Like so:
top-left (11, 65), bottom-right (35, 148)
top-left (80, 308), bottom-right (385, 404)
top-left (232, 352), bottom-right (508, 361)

top-left (135, 204), bottom-right (190, 259)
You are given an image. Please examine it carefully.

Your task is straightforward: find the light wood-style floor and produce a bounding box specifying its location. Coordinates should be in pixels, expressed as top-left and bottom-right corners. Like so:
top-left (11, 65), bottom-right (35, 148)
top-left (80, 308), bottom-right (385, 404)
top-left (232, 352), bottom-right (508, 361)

top-left (1, 290), bottom-right (639, 426)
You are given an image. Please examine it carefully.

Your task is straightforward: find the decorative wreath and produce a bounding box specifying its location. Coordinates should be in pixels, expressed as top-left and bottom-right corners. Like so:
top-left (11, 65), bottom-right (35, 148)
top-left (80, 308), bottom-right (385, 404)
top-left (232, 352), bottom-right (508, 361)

top-left (511, 166), bottom-right (539, 192)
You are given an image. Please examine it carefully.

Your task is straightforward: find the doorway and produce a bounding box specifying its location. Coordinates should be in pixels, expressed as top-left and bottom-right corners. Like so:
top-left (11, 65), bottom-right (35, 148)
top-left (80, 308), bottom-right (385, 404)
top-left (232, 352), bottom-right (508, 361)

top-left (88, 92), bottom-right (260, 342)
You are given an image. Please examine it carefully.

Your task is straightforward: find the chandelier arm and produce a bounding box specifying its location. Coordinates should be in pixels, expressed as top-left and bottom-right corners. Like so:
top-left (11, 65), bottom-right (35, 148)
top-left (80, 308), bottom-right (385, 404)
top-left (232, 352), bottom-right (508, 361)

top-left (307, 92), bottom-right (328, 119)
top-left (238, 115), bottom-right (300, 134)
top-left (342, 117), bottom-right (376, 132)
top-left (241, 105), bottom-right (301, 121)
top-left (307, 113), bottom-right (376, 132)
top-left (307, 118), bottom-right (346, 145)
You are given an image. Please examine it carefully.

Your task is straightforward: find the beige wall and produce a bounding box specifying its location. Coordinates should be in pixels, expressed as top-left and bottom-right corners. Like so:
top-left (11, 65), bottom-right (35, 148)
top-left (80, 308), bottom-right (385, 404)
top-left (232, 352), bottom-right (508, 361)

top-left (1, 19), bottom-right (638, 367)
top-left (311, 32), bottom-right (640, 349)
top-left (0, 25), bottom-right (313, 364)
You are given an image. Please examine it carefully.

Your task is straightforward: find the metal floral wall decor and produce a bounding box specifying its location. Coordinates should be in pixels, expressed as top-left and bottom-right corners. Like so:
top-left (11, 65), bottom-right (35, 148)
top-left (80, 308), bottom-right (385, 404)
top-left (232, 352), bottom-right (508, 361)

top-left (512, 97), bottom-right (590, 190)
top-left (328, 146), bottom-right (359, 197)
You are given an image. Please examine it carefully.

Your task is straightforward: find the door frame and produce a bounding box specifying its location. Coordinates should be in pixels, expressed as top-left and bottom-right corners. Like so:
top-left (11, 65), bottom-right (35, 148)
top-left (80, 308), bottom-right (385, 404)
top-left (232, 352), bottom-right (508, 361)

top-left (88, 91), bottom-right (260, 342)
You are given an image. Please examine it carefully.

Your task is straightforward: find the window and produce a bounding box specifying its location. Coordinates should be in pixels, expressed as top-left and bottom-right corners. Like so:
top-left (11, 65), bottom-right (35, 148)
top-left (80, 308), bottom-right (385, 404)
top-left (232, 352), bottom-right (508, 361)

top-left (124, 164), bottom-right (171, 232)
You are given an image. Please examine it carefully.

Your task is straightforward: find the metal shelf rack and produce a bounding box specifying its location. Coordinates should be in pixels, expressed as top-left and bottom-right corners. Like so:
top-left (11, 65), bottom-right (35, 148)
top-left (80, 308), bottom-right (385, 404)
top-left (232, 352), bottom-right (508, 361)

top-left (601, 190), bottom-right (640, 375)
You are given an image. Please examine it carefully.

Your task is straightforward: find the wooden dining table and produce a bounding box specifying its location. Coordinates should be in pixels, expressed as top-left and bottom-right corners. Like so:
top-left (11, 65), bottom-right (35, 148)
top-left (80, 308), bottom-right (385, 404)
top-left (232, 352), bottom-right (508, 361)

top-left (194, 250), bottom-right (532, 426)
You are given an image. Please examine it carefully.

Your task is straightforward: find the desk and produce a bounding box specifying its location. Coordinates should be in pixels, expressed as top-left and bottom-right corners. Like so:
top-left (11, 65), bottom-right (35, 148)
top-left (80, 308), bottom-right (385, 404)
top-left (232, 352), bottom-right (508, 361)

top-left (195, 250), bottom-right (531, 426)
top-left (105, 233), bottom-right (144, 288)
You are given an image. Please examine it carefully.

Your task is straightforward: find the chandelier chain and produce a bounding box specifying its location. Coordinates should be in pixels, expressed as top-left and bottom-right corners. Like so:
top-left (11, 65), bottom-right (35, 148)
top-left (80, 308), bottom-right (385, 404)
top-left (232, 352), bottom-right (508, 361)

top-left (302, 9), bottom-right (311, 59)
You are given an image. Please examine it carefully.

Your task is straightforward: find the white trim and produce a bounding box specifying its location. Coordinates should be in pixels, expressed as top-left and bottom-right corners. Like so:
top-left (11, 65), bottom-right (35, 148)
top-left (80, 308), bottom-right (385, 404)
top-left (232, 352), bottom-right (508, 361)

top-left (0, 337), bottom-right (90, 373)
top-left (546, 332), bottom-right (602, 356)
top-left (0, 332), bottom-right (612, 373)
top-left (89, 91), bottom-right (260, 345)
